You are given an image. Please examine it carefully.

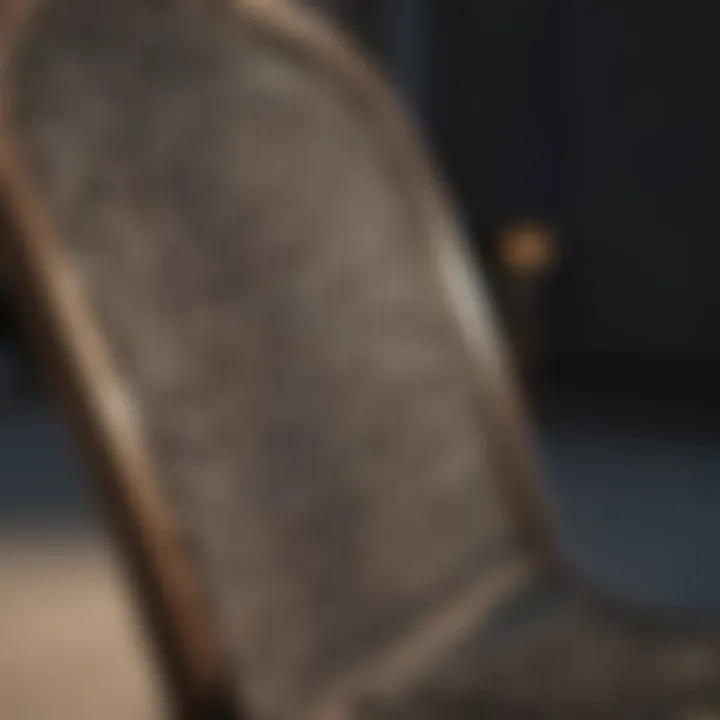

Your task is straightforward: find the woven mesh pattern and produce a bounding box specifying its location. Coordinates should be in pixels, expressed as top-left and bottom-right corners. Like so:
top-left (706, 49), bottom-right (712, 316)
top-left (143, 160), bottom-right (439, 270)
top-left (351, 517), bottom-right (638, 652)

top-left (9, 1), bottom-right (521, 716)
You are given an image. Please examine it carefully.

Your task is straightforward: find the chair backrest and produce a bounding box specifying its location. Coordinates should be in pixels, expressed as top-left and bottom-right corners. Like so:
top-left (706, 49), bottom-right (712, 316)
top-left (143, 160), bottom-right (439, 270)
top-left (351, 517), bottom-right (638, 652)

top-left (0, 0), bottom-right (554, 717)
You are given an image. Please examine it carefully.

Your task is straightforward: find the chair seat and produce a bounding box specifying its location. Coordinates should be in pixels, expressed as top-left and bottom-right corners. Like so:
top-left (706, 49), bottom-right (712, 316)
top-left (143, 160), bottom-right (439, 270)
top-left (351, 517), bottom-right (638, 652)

top-left (364, 579), bottom-right (720, 718)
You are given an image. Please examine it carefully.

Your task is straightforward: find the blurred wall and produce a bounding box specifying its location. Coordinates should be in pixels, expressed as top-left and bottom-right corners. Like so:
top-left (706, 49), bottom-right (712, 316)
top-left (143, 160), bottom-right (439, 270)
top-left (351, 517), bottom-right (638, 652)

top-left (429, 2), bottom-right (720, 380)
top-left (570, 3), bottom-right (720, 371)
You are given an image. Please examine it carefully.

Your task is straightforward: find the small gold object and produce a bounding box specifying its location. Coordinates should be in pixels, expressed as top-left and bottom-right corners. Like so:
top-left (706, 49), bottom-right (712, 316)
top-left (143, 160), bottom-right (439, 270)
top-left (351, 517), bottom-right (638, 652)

top-left (498, 222), bottom-right (559, 276)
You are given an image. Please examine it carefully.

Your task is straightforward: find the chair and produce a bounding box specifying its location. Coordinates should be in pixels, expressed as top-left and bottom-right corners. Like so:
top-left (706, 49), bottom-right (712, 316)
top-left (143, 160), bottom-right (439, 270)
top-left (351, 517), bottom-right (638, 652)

top-left (1, 0), bottom-right (719, 717)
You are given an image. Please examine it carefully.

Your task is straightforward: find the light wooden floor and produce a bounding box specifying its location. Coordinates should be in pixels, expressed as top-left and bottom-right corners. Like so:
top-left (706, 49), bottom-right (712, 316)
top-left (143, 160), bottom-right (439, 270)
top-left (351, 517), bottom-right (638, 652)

top-left (0, 533), bottom-right (166, 720)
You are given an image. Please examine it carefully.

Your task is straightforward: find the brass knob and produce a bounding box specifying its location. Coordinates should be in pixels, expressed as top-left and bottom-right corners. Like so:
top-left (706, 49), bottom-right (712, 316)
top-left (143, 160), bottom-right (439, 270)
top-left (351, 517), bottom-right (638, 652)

top-left (498, 222), bottom-right (559, 277)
